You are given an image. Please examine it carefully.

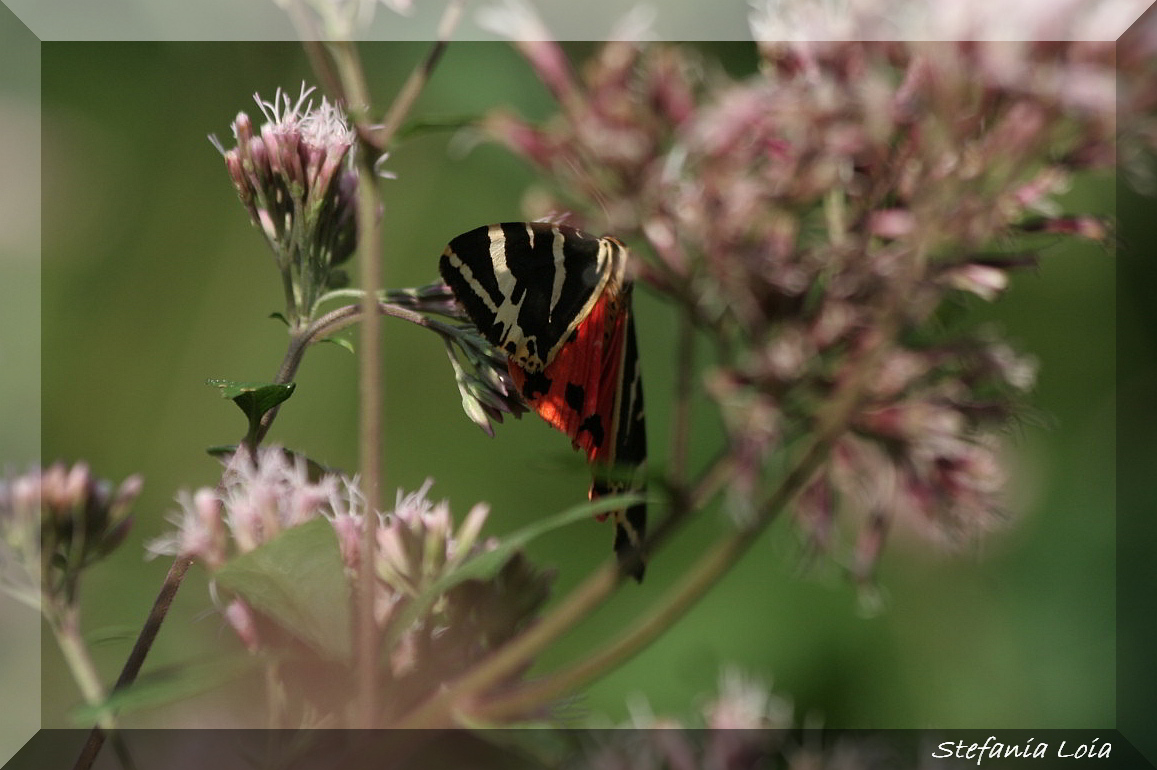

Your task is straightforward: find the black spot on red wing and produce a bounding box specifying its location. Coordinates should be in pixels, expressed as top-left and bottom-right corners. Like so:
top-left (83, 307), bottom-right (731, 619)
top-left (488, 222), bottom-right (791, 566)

top-left (578, 414), bottom-right (605, 449)
top-left (564, 383), bottom-right (585, 412)
top-left (521, 369), bottom-right (553, 399)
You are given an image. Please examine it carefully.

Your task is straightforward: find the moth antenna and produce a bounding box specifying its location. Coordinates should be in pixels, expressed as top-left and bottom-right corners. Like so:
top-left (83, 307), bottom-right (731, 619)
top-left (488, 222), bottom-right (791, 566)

top-left (533, 211), bottom-right (574, 226)
top-left (559, 154), bottom-right (614, 226)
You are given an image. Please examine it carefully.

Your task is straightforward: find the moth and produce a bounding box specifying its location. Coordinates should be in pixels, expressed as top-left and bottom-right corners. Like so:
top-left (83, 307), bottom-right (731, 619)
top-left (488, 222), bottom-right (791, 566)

top-left (439, 222), bottom-right (647, 581)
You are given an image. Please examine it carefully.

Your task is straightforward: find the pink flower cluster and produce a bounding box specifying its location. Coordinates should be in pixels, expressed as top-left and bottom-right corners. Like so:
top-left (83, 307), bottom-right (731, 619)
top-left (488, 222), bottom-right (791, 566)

top-left (152, 447), bottom-right (552, 723)
top-left (1, 463), bottom-right (140, 600)
top-left (482, 33), bottom-right (1132, 576)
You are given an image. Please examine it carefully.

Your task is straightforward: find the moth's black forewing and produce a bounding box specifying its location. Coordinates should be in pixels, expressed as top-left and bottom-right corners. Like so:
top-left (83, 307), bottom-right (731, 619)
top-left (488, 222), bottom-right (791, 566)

top-left (548, 225), bottom-right (607, 354)
top-left (439, 222), bottom-right (606, 370)
top-left (439, 224), bottom-right (504, 339)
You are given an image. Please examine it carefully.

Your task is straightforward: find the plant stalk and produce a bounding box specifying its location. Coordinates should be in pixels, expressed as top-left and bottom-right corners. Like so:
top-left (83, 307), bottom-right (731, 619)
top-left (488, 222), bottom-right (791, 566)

top-left (71, 555), bottom-right (192, 770)
top-left (330, 36), bottom-right (386, 728)
top-left (367, 0), bottom-right (464, 152)
top-left (50, 604), bottom-right (112, 730)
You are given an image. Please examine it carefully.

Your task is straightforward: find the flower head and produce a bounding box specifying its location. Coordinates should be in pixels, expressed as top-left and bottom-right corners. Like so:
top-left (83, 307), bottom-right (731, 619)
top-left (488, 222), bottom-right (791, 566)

top-left (581, 669), bottom-right (799, 769)
top-left (703, 668), bottom-right (793, 731)
top-left (1, 463), bottom-right (140, 605)
top-left (214, 85), bottom-right (359, 321)
top-left (152, 446), bottom-right (553, 725)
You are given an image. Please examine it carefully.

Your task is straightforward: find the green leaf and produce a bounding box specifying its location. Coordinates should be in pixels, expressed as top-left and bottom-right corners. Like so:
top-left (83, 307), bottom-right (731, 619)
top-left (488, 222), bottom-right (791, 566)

top-left (84, 625), bottom-right (138, 647)
top-left (322, 335), bottom-right (356, 355)
top-left (72, 656), bottom-right (251, 723)
top-left (215, 518), bottom-right (351, 661)
top-left (208, 379), bottom-right (296, 416)
top-left (384, 493), bottom-right (644, 648)
top-left (397, 115), bottom-right (478, 143)
top-left (269, 311), bottom-right (290, 327)
top-left (207, 379), bottom-right (296, 442)
top-left (205, 444), bottom-right (238, 460)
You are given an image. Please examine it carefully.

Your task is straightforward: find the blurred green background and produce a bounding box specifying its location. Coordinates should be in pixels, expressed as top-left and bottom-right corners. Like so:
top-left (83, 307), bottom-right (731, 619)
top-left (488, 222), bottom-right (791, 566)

top-left (31, 41), bottom-right (1115, 730)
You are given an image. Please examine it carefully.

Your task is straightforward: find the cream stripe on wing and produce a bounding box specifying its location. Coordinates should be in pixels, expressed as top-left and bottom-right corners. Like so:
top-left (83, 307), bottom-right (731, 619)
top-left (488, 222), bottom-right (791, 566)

top-left (444, 251), bottom-right (499, 314)
top-left (548, 225), bottom-right (567, 318)
top-left (485, 224), bottom-right (525, 350)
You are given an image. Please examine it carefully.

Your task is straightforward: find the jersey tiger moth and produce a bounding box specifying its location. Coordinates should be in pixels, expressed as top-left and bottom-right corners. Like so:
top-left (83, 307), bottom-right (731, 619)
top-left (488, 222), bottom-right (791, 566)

top-left (439, 222), bottom-right (647, 581)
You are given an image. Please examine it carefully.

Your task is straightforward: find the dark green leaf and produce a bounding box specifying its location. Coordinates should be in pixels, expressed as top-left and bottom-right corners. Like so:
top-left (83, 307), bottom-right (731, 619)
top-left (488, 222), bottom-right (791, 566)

top-left (208, 379), bottom-right (296, 415)
top-left (397, 115), bottom-right (478, 143)
top-left (215, 518), bottom-right (351, 661)
top-left (84, 625), bottom-right (139, 647)
top-left (206, 445), bottom-right (238, 460)
top-left (207, 380), bottom-right (295, 440)
top-left (269, 312), bottom-right (290, 327)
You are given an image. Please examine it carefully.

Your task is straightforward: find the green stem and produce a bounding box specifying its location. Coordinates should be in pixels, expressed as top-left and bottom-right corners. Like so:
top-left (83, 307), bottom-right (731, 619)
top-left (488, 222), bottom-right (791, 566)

top-left (330, 36), bottom-right (386, 729)
top-left (302, 299), bottom-right (485, 357)
top-left (366, 0), bottom-right (465, 152)
top-left (71, 555), bottom-right (192, 770)
top-left (300, 39), bottom-right (347, 110)
top-left (252, 328), bottom-right (311, 446)
top-left (313, 286), bottom-right (457, 318)
top-left (354, 164), bottom-right (383, 729)
top-left (328, 0), bottom-right (464, 720)
top-left (49, 604), bottom-right (112, 730)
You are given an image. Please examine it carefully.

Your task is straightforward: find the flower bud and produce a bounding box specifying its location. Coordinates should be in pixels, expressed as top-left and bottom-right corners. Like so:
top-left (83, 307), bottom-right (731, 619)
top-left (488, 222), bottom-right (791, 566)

top-left (938, 263), bottom-right (1009, 301)
top-left (2, 463), bottom-right (141, 603)
top-left (224, 598), bottom-right (260, 652)
top-left (213, 85), bottom-right (359, 322)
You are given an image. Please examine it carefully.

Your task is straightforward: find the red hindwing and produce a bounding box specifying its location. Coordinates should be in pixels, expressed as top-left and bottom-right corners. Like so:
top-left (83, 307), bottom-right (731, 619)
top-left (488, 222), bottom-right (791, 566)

top-left (506, 285), bottom-right (628, 466)
top-left (440, 223), bottom-right (647, 580)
